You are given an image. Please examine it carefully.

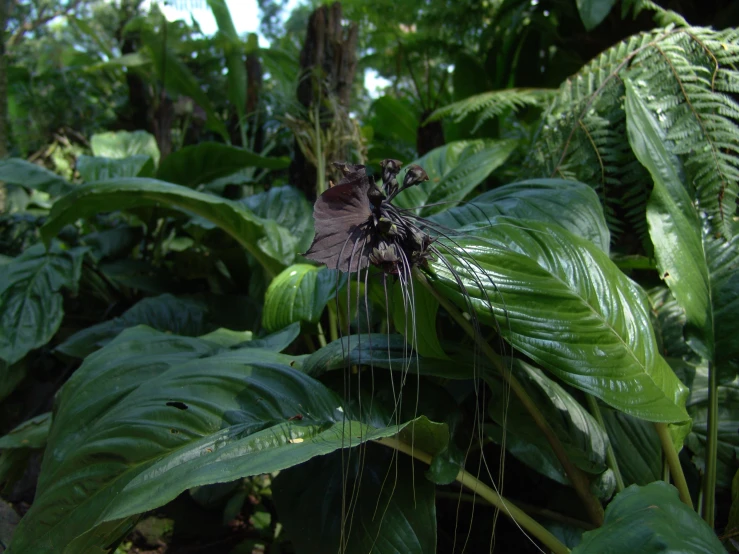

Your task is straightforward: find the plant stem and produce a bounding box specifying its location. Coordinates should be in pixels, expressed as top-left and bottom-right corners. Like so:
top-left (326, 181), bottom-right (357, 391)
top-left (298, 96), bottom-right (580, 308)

top-left (314, 102), bottom-right (326, 196)
top-left (376, 436), bottom-right (571, 554)
top-left (316, 322), bottom-right (328, 348)
top-left (703, 360), bottom-right (718, 525)
top-left (585, 395), bottom-right (625, 493)
top-left (327, 303), bottom-right (339, 343)
top-left (655, 423), bottom-right (692, 507)
top-left (414, 269), bottom-right (604, 526)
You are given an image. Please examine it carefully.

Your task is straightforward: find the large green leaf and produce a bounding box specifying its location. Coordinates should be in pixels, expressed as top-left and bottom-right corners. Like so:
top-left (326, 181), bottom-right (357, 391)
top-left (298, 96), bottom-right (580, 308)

top-left (0, 243), bottom-right (86, 364)
top-left (706, 233), bottom-right (739, 381)
top-left (430, 179), bottom-right (611, 253)
top-left (90, 131), bottom-right (160, 167)
top-left (274, 445), bottom-right (436, 554)
top-left (55, 294), bottom-right (213, 358)
top-left (392, 281), bottom-right (448, 360)
top-left (600, 408), bottom-right (661, 486)
top-left (625, 79), bottom-right (713, 361)
top-left (7, 327), bottom-right (431, 554)
top-left (0, 412), bottom-right (51, 450)
top-left (156, 143), bottom-right (289, 189)
top-left (242, 186), bottom-right (314, 255)
top-left (75, 155), bottom-right (153, 182)
top-left (430, 218), bottom-right (689, 422)
top-left (685, 365), bottom-right (739, 489)
top-left (572, 482), bottom-right (725, 553)
top-left (394, 139), bottom-right (517, 215)
top-left (576, 0), bottom-right (617, 30)
top-left (302, 334), bottom-right (474, 380)
top-left (39, 178), bottom-right (293, 273)
top-left (262, 264), bottom-right (343, 332)
top-left (0, 158), bottom-right (71, 197)
top-left (485, 361), bottom-right (612, 496)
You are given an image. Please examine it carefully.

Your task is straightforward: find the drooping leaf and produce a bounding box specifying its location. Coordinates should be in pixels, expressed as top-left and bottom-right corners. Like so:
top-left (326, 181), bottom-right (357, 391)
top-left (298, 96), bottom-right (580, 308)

top-left (485, 361), bottom-right (610, 492)
top-left (39, 178), bottom-right (293, 273)
top-left (685, 365), bottom-right (739, 490)
top-left (392, 281), bottom-right (448, 360)
top-left (0, 412), bottom-right (52, 450)
top-left (7, 327), bottom-right (432, 554)
top-left (576, 0), bottom-right (617, 30)
top-left (274, 445), bottom-right (436, 554)
top-left (156, 143), bottom-right (289, 189)
top-left (0, 158), bottom-right (71, 197)
top-left (572, 482), bottom-right (725, 553)
top-left (625, 78), bottom-right (713, 361)
top-left (75, 155), bottom-right (153, 182)
top-left (431, 218), bottom-right (689, 422)
top-left (599, 407), bottom-right (661, 487)
top-left (0, 242), bottom-right (87, 364)
top-left (394, 139), bottom-right (518, 215)
top-left (90, 130), bottom-right (160, 167)
top-left (302, 334), bottom-right (474, 380)
top-left (55, 294), bottom-right (213, 358)
top-left (430, 179), bottom-right (611, 253)
top-left (262, 264), bottom-right (345, 332)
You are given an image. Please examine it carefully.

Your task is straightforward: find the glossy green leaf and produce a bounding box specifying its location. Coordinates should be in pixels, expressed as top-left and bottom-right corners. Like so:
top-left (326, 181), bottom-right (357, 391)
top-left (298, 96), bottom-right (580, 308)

top-left (430, 179), bottom-right (611, 253)
top-left (394, 139), bottom-right (517, 215)
top-left (56, 294), bottom-right (212, 358)
top-left (706, 233), bottom-right (739, 381)
top-left (262, 264), bottom-right (343, 332)
top-left (576, 0), bottom-right (617, 30)
top-left (430, 218), bottom-right (689, 422)
top-left (0, 243), bottom-right (87, 364)
top-left (572, 482), bottom-right (725, 553)
top-left (0, 412), bottom-right (51, 450)
top-left (242, 186), bottom-right (314, 256)
top-left (90, 130), bottom-right (160, 167)
top-left (39, 178), bottom-right (292, 272)
top-left (600, 408), bottom-right (661, 486)
top-left (0, 158), bottom-right (71, 197)
top-left (727, 470), bottom-right (739, 547)
top-left (625, 78), bottom-right (713, 361)
top-left (75, 155), bottom-right (153, 182)
top-left (7, 327), bottom-right (431, 554)
top-left (274, 446), bottom-right (436, 554)
top-left (302, 334), bottom-right (473, 380)
top-left (156, 143), bottom-right (289, 189)
top-left (369, 96), bottom-right (418, 146)
top-left (392, 280), bottom-right (448, 360)
top-left (485, 361), bottom-right (610, 490)
top-left (685, 365), bottom-right (739, 489)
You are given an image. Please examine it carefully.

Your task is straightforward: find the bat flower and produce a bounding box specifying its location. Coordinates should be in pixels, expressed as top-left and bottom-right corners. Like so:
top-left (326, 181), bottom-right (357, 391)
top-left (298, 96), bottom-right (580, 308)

top-left (304, 160), bottom-right (431, 274)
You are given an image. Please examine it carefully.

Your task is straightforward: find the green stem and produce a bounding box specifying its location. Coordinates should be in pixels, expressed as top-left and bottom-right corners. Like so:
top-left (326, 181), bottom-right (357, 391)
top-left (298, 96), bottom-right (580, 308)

top-left (376, 436), bottom-right (570, 554)
top-left (585, 395), bottom-right (625, 493)
top-left (655, 423), bottom-right (692, 507)
top-left (314, 102), bottom-right (326, 196)
top-left (327, 303), bottom-right (339, 343)
top-left (703, 360), bottom-right (718, 525)
top-left (316, 321), bottom-right (327, 348)
top-left (414, 269), bottom-right (604, 526)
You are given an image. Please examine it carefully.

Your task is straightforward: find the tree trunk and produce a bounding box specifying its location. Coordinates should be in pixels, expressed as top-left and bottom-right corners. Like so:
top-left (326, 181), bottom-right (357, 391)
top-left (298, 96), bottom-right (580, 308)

top-left (245, 48), bottom-right (263, 153)
top-left (289, 2), bottom-right (358, 200)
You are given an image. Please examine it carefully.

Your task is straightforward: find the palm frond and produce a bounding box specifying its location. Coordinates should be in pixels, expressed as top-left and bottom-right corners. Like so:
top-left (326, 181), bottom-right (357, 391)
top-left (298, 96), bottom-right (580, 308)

top-left (524, 26), bottom-right (739, 243)
top-left (426, 88), bottom-right (556, 133)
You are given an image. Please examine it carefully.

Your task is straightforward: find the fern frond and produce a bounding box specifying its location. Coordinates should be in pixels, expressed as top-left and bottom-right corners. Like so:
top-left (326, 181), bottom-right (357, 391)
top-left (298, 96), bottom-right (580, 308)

top-left (525, 26), bottom-right (739, 244)
top-left (426, 88), bottom-right (556, 133)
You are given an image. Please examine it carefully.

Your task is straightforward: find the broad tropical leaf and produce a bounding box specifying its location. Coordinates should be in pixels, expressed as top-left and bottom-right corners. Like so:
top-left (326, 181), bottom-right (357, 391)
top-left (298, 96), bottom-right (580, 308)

top-left (76, 155), bottom-right (153, 181)
top-left (90, 131), bottom-right (160, 167)
top-left (0, 243), bottom-right (87, 364)
top-left (572, 482), bottom-right (725, 553)
top-left (431, 218), bottom-right (689, 422)
top-left (7, 327), bottom-right (436, 554)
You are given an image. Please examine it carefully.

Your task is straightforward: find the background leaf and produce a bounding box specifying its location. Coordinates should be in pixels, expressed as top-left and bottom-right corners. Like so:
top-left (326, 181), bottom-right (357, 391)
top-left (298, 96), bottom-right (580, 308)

top-left (75, 155), bottom-right (153, 182)
top-left (0, 242), bottom-right (87, 364)
top-left (576, 0), bottom-right (617, 30)
top-left (0, 158), bottom-right (71, 197)
top-left (572, 482), bottom-right (725, 553)
top-left (90, 130), bottom-right (161, 167)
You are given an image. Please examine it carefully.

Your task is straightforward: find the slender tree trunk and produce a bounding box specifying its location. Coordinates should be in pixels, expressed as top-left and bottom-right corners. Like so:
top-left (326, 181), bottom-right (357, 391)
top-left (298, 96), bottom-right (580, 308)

top-left (289, 2), bottom-right (358, 199)
top-left (245, 46), bottom-right (263, 153)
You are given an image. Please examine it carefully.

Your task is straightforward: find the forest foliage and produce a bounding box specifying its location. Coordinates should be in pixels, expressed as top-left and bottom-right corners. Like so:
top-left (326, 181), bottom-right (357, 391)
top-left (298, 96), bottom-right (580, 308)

top-left (1, 0), bottom-right (739, 553)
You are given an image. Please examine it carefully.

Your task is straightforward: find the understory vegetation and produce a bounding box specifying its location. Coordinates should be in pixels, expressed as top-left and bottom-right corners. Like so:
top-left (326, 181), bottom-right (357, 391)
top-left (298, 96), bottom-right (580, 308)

top-left (0, 0), bottom-right (738, 552)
